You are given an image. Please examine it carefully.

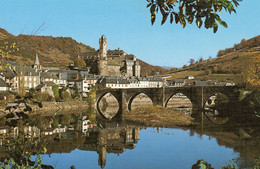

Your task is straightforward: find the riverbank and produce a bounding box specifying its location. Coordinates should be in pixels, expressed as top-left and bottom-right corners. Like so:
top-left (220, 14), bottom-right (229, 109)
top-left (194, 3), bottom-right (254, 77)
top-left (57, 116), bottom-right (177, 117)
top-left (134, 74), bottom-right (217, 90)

top-left (0, 101), bottom-right (91, 118)
top-left (122, 105), bottom-right (195, 127)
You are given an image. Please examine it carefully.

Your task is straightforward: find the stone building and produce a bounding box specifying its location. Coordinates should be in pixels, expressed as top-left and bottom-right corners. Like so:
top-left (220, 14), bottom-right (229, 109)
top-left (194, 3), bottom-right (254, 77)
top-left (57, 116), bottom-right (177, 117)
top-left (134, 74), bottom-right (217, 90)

top-left (84, 35), bottom-right (141, 78)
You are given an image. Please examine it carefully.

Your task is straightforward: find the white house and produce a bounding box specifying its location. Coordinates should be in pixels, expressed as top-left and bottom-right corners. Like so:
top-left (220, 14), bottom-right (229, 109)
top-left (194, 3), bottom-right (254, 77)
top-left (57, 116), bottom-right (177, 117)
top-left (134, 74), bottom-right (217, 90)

top-left (0, 79), bottom-right (9, 92)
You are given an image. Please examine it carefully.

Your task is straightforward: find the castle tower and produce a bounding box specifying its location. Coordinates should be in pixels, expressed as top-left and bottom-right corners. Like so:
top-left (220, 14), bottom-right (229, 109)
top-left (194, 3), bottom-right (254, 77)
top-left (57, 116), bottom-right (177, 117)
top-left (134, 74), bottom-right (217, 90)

top-left (99, 35), bottom-right (107, 60)
top-left (98, 35), bottom-right (108, 75)
top-left (32, 53), bottom-right (41, 72)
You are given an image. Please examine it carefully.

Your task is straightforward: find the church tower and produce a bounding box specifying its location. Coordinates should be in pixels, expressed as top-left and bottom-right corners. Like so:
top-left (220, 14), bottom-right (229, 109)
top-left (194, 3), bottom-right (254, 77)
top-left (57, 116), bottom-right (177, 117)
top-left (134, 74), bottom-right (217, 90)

top-left (32, 53), bottom-right (41, 72)
top-left (99, 35), bottom-right (107, 60)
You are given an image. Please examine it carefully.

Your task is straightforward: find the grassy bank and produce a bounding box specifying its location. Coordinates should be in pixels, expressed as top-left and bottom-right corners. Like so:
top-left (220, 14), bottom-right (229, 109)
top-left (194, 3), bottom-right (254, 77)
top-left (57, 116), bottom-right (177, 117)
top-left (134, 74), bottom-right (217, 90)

top-left (123, 105), bottom-right (195, 127)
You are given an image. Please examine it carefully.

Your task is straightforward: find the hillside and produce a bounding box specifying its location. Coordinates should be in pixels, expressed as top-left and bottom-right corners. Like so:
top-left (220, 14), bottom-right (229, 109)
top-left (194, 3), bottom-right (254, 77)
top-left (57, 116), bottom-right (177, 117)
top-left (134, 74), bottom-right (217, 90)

top-left (0, 28), bottom-right (167, 75)
top-left (161, 35), bottom-right (260, 84)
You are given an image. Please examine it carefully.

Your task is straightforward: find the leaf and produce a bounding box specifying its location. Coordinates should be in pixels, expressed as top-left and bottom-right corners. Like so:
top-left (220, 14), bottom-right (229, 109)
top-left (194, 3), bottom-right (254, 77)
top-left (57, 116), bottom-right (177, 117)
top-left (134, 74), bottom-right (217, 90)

top-left (180, 19), bottom-right (186, 28)
top-left (232, 0), bottom-right (240, 7)
top-left (159, 6), bottom-right (166, 15)
top-left (161, 13), bottom-right (169, 25)
top-left (167, 0), bottom-right (177, 5)
top-left (150, 4), bottom-right (156, 14)
top-left (221, 21), bottom-right (228, 28)
top-left (188, 15), bottom-right (194, 24)
top-left (170, 13), bottom-right (174, 23)
top-left (213, 25), bottom-right (218, 33)
top-left (196, 18), bottom-right (202, 28)
top-left (216, 18), bottom-right (228, 28)
top-left (174, 14), bottom-right (179, 24)
top-left (151, 14), bottom-right (156, 25)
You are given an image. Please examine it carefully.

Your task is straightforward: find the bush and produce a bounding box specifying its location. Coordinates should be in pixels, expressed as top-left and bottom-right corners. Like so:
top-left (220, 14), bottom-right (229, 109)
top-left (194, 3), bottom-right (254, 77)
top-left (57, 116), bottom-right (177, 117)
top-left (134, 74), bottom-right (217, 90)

top-left (52, 85), bottom-right (59, 101)
top-left (204, 69), bottom-right (212, 75)
top-left (60, 91), bottom-right (71, 102)
top-left (36, 92), bottom-right (54, 102)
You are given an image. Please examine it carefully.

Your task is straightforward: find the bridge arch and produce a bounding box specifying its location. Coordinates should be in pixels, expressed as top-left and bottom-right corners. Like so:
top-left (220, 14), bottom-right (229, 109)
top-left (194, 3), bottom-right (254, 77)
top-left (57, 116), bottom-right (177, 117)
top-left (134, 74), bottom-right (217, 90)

top-left (165, 92), bottom-right (193, 115)
top-left (203, 92), bottom-right (230, 110)
top-left (203, 92), bottom-right (231, 124)
top-left (128, 92), bottom-right (153, 111)
top-left (96, 92), bottom-right (120, 119)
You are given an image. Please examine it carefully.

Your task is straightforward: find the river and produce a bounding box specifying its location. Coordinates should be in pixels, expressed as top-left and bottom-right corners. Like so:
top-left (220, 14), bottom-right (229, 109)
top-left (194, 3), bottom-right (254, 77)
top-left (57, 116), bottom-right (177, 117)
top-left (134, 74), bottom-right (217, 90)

top-left (0, 109), bottom-right (259, 169)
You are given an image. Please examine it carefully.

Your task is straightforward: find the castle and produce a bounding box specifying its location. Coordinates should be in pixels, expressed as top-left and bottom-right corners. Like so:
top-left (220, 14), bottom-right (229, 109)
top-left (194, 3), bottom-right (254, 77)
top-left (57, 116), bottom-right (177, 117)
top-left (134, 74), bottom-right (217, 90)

top-left (84, 35), bottom-right (141, 77)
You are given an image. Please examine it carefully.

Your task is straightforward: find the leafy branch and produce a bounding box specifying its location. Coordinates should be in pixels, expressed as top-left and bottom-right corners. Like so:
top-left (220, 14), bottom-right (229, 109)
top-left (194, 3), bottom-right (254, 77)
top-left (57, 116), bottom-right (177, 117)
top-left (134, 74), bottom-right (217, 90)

top-left (147, 0), bottom-right (242, 33)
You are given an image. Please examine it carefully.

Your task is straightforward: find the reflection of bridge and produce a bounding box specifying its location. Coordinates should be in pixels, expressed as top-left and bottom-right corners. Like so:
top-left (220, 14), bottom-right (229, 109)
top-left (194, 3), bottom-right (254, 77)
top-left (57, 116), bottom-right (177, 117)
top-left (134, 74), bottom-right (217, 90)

top-left (96, 86), bottom-right (241, 118)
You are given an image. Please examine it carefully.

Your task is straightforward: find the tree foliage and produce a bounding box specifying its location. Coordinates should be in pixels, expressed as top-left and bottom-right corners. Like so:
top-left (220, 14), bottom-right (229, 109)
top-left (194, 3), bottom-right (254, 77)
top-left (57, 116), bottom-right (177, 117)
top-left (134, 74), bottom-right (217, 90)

top-left (147, 0), bottom-right (242, 33)
top-left (189, 58), bottom-right (195, 65)
top-left (241, 57), bottom-right (260, 88)
top-left (52, 85), bottom-right (59, 100)
top-left (74, 57), bottom-right (86, 68)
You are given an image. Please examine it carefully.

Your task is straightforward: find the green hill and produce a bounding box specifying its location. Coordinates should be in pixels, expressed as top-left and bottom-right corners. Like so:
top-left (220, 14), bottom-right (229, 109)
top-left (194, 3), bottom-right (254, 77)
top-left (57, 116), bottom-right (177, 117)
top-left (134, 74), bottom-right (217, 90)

top-left (0, 28), bottom-right (168, 75)
top-left (161, 35), bottom-right (260, 85)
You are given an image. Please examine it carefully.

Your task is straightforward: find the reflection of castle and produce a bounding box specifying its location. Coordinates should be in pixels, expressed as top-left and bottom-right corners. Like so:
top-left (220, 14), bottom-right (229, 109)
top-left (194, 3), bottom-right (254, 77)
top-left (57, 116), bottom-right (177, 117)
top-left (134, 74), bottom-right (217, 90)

top-left (95, 126), bottom-right (140, 168)
top-left (0, 115), bottom-right (140, 168)
top-left (84, 35), bottom-right (141, 77)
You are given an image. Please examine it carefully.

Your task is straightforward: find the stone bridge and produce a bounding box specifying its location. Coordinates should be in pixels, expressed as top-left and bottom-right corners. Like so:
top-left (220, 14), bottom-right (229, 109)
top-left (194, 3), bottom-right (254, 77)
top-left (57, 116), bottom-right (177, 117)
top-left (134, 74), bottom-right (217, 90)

top-left (95, 86), bottom-right (241, 118)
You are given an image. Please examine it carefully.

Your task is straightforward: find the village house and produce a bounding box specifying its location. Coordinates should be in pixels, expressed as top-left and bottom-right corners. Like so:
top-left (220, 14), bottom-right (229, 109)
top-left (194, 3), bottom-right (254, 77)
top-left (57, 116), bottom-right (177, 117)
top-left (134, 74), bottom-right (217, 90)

top-left (96, 76), bottom-right (164, 89)
top-left (35, 81), bottom-right (56, 97)
top-left (14, 65), bottom-right (41, 91)
top-left (0, 78), bottom-right (9, 92)
top-left (173, 79), bottom-right (185, 87)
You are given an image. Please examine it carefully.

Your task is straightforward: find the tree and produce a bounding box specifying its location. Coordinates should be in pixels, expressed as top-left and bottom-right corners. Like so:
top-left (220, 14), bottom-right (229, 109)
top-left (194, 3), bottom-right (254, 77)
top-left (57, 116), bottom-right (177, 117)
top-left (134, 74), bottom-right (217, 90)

top-left (73, 82), bottom-right (80, 99)
top-left (212, 65), bottom-right (218, 73)
top-left (189, 58), bottom-right (195, 65)
top-left (217, 50), bottom-right (225, 57)
top-left (60, 90), bottom-right (71, 102)
top-left (241, 57), bottom-right (260, 88)
top-left (19, 73), bottom-right (26, 97)
top-left (147, 0), bottom-right (242, 33)
top-left (170, 67), bottom-right (177, 72)
top-left (52, 85), bottom-right (59, 101)
top-left (199, 57), bottom-right (204, 63)
top-left (0, 42), bottom-right (18, 70)
top-left (74, 57), bottom-right (86, 68)
top-left (240, 38), bottom-right (250, 49)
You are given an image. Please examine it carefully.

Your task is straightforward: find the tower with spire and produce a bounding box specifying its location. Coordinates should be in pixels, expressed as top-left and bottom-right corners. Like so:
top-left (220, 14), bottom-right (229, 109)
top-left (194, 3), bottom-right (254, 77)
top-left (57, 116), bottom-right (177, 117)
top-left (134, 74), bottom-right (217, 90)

top-left (32, 53), bottom-right (41, 72)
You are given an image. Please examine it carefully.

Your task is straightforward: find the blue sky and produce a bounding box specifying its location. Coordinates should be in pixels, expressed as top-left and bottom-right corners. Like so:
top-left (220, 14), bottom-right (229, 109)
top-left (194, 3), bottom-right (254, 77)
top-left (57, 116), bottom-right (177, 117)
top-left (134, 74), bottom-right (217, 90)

top-left (0, 0), bottom-right (259, 67)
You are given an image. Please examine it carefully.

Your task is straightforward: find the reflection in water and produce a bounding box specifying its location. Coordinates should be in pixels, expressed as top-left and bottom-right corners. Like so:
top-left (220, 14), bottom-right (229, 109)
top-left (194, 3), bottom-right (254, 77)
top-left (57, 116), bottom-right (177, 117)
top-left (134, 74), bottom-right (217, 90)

top-left (0, 111), bottom-right (259, 168)
top-left (98, 93), bottom-right (119, 119)
top-left (166, 93), bottom-right (192, 115)
top-left (204, 93), bottom-right (230, 125)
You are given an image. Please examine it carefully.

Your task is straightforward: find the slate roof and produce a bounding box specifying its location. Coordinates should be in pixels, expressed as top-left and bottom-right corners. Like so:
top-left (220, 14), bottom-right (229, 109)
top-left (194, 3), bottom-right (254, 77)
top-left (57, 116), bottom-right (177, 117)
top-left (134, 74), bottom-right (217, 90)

top-left (125, 54), bottom-right (135, 60)
top-left (40, 72), bottom-right (59, 79)
top-left (175, 79), bottom-right (185, 83)
top-left (107, 49), bottom-right (125, 56)
top-left (66, 72), bottom-right (83, 82)
top-left (194, 81), bottom-right (207, 86)
top-left (15, 65), bottom-right (39, 76)
top-left (0, 79), bottom-right (7, 87)
top-left (98, 77), bottom-right (130, 84)
top-left (2, 68), bottom-right (16, 79)
top-left (35, 81), bottom-right (56, 90)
